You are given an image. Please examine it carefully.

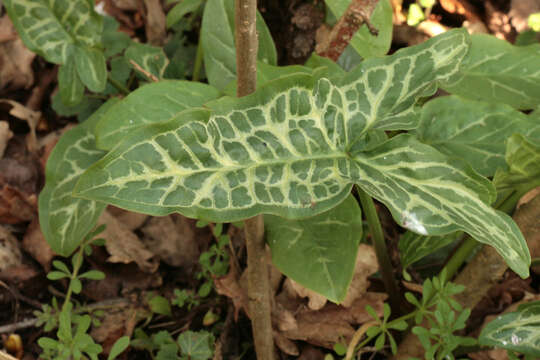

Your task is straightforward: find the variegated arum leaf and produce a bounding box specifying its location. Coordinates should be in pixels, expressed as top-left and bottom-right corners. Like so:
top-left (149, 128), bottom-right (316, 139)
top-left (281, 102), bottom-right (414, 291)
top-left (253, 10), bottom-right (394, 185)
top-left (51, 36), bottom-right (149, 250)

top-left (326, 0), bottom-right (393, 59)
top-left (352, 134), bottom-right (529, 277)
top-left (479, 301), bottom-right (540, 356)
top-left (493, 134), bottom-right (540, 192)
top-left (39, 99), bottom-right (118, 256)
top-left (125, 42), bottom-right (169, 80)
top-left (74, 30), bottom-right (529, 276)
top-left (74, 29), bottom-right (470, 217)
top-left (265, 195), bottom-right (362, 303)
top-left (3, 0), bottom-right (103, 64)
top-left (442, 34), bottom-right (540, 110)
top-left (201, 0), bottom-right (277, 91)
top-left (95, 81), bottom-right (221, 150)
top-left (399, 231), bottom-right (462, 270)
top-left (415, 96), bottom-right (540, 177)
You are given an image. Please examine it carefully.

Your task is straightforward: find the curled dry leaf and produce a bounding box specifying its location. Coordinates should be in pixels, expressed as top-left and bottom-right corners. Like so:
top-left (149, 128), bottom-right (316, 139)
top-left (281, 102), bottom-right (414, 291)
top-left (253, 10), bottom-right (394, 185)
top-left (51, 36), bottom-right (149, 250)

top-left (0, 121), bottom-right (13, 158)
top-left (277, 293), bottom-right (387, 349)
top-left (99, 210), bottom-right (159, 273)
top-left (0, 15), bottom-right (35, 92)
top-left (0, 225), bottom-right (22, 271)
top-left (0, 99), bottom-right (40, 152)
top-left (273, 331), bottom-right (300, 356)
top-left (107, 206), bottom-right (148, 231)
top-left (22, 217), bottom-right (54, 271)
top-left (140, 214), bottom-right (200, 268)
top-left (285, 278), bottom-right (328, 311)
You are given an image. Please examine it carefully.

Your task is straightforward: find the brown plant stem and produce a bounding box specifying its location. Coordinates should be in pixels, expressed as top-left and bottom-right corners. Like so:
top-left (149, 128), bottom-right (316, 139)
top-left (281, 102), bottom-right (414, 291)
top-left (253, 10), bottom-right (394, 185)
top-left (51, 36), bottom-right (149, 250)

top-left (316, 0), bottom-right (379, 61)
top-left (235, 0), bottom-right (274, 358)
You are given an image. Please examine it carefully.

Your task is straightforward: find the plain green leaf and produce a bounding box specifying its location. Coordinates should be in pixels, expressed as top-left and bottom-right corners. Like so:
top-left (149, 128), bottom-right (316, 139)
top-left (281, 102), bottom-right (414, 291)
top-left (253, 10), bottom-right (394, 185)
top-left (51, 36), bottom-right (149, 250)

top-left (442, 34), bottom-right (540, 110)
top-left (107, 336), bottom-right (130, 360)
top-left (304, 53), bottom-right (346, 78)
top-left (102, 16), bottom-right (132, 58)
top-left (167, 0), bottom-right (204, 28)
top-left (325, 0), bottom-right (393, 59)
top-left (479, 301), bottom-right (540, 356)
top-left (399, 231), bottom-right (462, 270)
top-left (58, 59), bottom-right (85, 107)
top-left (266, 195), bottom-right (362, 302)
top-left (53, 260), bottom-right (71, 274)
top-left (47, 271), bottom-right (69, 280)
top-left (177, 331), bottom-right (214, 360)
top-left (201, 0), bottom-right (277, 90)
top-left (415, 96), bottom-right (540, 177)
top-left (493, 134), bottom-right (540, 192)
top-left (3, 0), bottom-right (102, 64)
top-left (529, 12), bottom-right (540, 31)
top-left (51, 93), bottom-right (103, 122)
top-left (38, 99), bottom-right (119, 256)
top-left (125, 42), bottom-right (169, 80)
top-left (407, 4), bottom-right (425, 26)
top-left (95, 80), bottom-right (221, 150)
top-left (148, 295), bottom-right (172, 316)
top-left (74, 46), bottom-right (107, 93)
top-left (79, 270), bottom-right (106, 280)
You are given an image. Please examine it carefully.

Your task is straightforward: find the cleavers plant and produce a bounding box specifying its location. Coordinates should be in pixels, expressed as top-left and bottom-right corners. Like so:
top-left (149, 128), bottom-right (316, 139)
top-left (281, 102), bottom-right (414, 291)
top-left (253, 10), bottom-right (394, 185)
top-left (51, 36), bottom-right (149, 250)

top-left (5, 0), bottom-right (540, 357)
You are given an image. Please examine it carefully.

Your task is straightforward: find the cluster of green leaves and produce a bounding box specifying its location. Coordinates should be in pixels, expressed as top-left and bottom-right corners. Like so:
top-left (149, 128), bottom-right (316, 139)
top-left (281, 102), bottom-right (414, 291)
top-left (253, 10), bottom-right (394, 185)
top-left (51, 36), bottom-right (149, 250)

top-left (340, 273), bottom-right (473, 359)
top-left (35, 226), bottom-right (130, 360)
top-left (132, 329), bottom-right (214, 360)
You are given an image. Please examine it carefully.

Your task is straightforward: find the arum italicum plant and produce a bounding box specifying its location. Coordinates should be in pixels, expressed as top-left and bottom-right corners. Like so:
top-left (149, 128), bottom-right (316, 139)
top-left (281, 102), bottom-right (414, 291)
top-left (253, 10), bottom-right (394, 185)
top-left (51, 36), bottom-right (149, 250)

top-left (38, 27), bottom-right (532, 316)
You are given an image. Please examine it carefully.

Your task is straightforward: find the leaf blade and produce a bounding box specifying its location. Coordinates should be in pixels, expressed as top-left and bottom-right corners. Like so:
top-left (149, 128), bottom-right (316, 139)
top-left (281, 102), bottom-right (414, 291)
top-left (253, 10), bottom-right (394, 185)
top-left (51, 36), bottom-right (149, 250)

top-left (266, 195), bottom-right (362, 302)
top-left (442, 34), bottom-right (540, 110)
top-left (38, 100), bottom-right (118, 256)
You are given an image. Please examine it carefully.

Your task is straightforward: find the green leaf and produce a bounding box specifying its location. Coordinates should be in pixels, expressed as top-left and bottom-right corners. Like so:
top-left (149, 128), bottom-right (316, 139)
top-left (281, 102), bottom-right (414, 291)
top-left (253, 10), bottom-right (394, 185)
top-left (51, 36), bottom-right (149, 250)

top-left (479, 301), bottom-right (540, 356)
top-left (325, 0), bottom-right (393, 58)
top-left (442, 34), bottom-right (540, 110)
top-left (47, 271), bottom-right (69, 280)
top-left (3, 0), bottom-right (103, 64)
top-left (415, 96), bottom-right (540, 177)
top-left (167, 0), bottom-right (204, 28)
top-left (177, 331), bottom-right (214, 360)
top-left (352, 134), bottom-right (530, 277)
top-left (73, 30), bottom-right (529, 276)
top-left (493, 134), bottom-right (540, 192)
top-left (108, 336), bottom-right (130, 360)
top-left (75, 29), bottom-right (469, 218)
top-left (201, 0), bottom-right (277, 90)
top-left (102, 16), bottom-right (132, 58)
top-left (399, 231), bottom-right (462, 270)
top-left (58, 57), bottom-right (84, 106)
top-left (407, 3), bottom-right (425, 26)
top-left (79, 270), bottom-right (105, 280)
top-left (74, 46), bottom-right (107, 93)
top-left (266, 195), bottom-right (362, 302)
top-left (38, 99), bottom-right (118, 256)
top-left (305, 54), bottom-right (346, 78)
top-left (95, 81), bottom-right (221, 150)
top-left (148, 294), bottom-right (172, 316)
top-left (529, 12), bottom-right (540, 32)
top-left (125, 42), bottom-right (169, 80)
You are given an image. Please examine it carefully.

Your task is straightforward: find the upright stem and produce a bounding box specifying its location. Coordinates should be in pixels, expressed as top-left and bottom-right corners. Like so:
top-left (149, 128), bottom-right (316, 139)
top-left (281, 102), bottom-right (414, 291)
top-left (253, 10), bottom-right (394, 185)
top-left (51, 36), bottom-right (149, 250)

top-left (192, 31), bottom-right (204, 82)
top-left (235, 0), bottom-right (274, 358)
top-left (356, 186), bottom-right (401, 314)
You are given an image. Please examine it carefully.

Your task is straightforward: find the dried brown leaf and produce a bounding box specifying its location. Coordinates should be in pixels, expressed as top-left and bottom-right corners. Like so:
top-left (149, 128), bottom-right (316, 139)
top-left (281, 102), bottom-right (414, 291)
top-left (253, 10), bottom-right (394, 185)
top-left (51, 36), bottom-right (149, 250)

top-left (99, 210), bottom-right (159, 273)
top-left (140, 215), bottom-right (200, 268)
